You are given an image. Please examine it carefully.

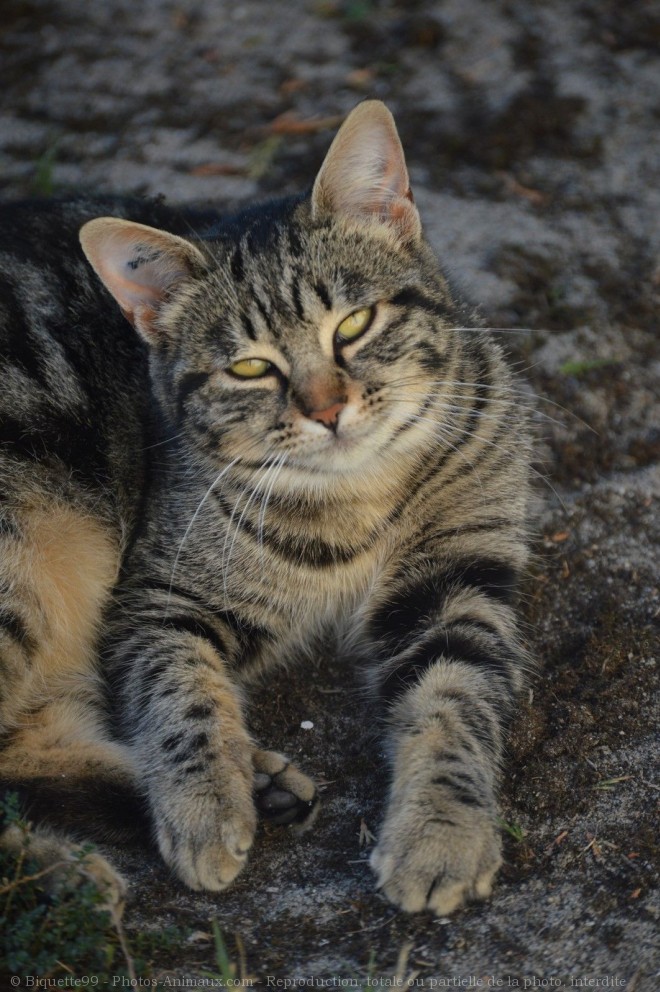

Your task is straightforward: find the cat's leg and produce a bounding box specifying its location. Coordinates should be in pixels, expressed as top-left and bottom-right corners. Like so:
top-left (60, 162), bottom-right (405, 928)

top-left (0, 500), bottom-right (129, 912)
top-left (367, 566), bottom-right (529, 915)
top-left (253, 748), bottom-right (319, 827)
top-left (105, 598), bottom-right (263, 892)
top-left (0, 700), bottom-right (138, 915)
top-left (107, 605), bottom-right (321, 890)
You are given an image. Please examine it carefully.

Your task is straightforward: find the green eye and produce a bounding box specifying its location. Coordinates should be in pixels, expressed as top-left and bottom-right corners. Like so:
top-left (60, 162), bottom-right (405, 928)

top-left (228, 358), bottom-right (271, 378)
top-left (335, 307), bottom-right (374, 343)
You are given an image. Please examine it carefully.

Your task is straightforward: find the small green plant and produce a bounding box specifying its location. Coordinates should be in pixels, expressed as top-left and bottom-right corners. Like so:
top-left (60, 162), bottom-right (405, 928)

top-left (497, 816), bottom-right (526, 842)
top-left (342, 0), bottom-right (375, 20)
top-left (201, 920), bottom-right (252, 985)
top-left (32, 141), bottom-right (60, 196)
top-left (592, 775), bottom-right (632, 791)
top-left (558, 357), bottom-right (618, 377)
top-left (0, 793), bottom-right (183, 981)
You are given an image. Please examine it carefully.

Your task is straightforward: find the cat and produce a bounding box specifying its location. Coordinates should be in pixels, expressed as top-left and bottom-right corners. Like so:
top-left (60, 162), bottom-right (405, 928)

top-left (0, 100), bottom-right (532, 917)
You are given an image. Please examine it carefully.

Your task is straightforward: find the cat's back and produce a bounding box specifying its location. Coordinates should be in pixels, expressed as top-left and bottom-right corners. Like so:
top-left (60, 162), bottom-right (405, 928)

top-left (0, 196), bottom-right (199, 520)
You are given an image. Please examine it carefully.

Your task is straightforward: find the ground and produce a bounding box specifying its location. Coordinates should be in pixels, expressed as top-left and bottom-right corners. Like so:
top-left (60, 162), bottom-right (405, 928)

top-left (0, 0), bottom-right (658, 986)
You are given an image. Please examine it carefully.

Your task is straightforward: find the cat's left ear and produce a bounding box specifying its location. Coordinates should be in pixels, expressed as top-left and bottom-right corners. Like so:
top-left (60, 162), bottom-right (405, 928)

top-left (79, 218), bottom-right (206, 342)
top-left (311, 100), bottom-right (421, 242)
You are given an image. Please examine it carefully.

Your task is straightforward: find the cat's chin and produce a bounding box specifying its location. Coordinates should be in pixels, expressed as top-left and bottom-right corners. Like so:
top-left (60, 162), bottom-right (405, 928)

top-left (291, 434), bottom-right (399, 478)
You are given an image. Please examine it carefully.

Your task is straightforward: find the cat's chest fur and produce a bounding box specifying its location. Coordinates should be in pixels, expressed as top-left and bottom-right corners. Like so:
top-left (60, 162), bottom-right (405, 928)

top-left (155, 458), bottom-right (417, 675)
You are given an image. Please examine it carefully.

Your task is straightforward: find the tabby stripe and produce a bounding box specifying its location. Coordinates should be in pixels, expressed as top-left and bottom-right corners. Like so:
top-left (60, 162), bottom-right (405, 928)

top-left (455, 699), bottom-right (503, 755)
top-left (214, 608), bottom-right (273, 657)
top-left (176, 371), bottom-right (210, 416)
top-left (431, 774), bottom-right (486, 808)
top-left (378, 623), bottom-right (516, 705)
top-left (185, 702), bottom-right (215, 720)
top-left (371, 557), bottom-right (519, 649)
top-left (289, 275), bottom-right (304, 320)
top-left (390, 392), bottom-right (436, 442)
top-left (410, 518), bottom-right (515, 548)
top-left (463, 347), bottom-right (492, 434)
top-left (122, 578), bottom-right (271, 656)
top-left (158, 614), bottom-right (228, 659)
top-left (0, 413), bottom-right (110, 485)
top-left (176, 762), bottom-right (207, 777)
top-left (168, 731), bottom-right (209, 764)
top-left (161, 732), bottom-right (185, 752)
top-left (104, 622), bottom-right (222, 695)
top-left (253, 294), bottom-right (273, 331)
top-left (438, 418), bottom-right (512, 488)
top-left (0, 609), bottom-right (33, 650)
top-left (287, 225), bottom-right (303, 258)
top-left (136, 580), bottom-right (218, 615)
top-left (211, 490), bottom-right (366, 567)
top-left (389, 286), bottom-right (449, 320)
top-left (230, 245), bottom-right (244, 282)
top-left (241, 313), bottom-right (257, 341)
top-left (314, 282), bottom-right (332, 310)
top-left (265, 530), bottom-right (362, 567)
top-left (416, 340), bottom-right (446, 374)
top-left (0, 274), bottom-right (57, 390)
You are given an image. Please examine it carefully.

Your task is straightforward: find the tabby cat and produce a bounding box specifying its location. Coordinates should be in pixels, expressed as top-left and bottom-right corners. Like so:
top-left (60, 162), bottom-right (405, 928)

top-left (0, 101), bottom-right (532, 916)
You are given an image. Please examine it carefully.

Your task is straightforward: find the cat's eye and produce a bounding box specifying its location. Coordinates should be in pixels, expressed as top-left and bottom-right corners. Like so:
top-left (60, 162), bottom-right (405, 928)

top-left (335, 307), bottom-right (374, 344)
top-left (228, 358), bottom-right (272, 379)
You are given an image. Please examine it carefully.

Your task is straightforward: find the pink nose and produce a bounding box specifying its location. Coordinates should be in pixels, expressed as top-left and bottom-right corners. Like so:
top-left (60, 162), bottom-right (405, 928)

top-left (308, 401), bottom-right (345, 430)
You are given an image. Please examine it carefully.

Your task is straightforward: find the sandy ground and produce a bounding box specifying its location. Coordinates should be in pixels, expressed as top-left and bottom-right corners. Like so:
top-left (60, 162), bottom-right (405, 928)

top-left (1, 0), bottom-right (658, 985)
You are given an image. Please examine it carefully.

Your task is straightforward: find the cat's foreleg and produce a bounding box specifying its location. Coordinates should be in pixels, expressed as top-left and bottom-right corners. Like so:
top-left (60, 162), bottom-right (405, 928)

top-left (109, 618), bottom-right (319, 891)
top-left (110, 621), bottom-right (257, 891)
top-left (367, 580), bottom-right (528, 915)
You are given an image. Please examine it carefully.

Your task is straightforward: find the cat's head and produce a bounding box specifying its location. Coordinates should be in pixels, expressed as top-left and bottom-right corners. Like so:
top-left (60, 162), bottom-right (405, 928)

top-left (80, 101), bottom-right (464, 485)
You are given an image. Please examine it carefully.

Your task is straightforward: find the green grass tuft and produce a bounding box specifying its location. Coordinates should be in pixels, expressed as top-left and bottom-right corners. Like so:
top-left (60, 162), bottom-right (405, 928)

top-left (0, 793), bottom-right (184, 981)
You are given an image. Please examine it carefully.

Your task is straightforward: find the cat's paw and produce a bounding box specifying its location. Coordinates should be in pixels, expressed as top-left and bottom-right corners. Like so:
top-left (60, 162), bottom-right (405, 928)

top-left (3, 824), bottom-right (127, 916)
top-left (370, 805), bottom-right (502, 915)
top-left (253, 748), bottom-right (319, 828)
top-left (153, 749), bottom-right (257, 892)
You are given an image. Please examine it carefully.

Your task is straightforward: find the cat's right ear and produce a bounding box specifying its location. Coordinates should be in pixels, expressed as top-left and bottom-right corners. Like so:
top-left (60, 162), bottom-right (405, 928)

top-left (79, 218), bottom-right (206, 342)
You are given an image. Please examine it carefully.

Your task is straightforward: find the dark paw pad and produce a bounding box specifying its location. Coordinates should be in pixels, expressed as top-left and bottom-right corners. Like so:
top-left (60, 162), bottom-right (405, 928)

top-left (252, 750), bottom-right (319, 828)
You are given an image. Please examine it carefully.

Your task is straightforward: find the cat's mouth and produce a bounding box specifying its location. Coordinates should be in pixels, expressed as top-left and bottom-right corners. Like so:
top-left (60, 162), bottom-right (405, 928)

top-left (284, 412), bottom-right (408, 475)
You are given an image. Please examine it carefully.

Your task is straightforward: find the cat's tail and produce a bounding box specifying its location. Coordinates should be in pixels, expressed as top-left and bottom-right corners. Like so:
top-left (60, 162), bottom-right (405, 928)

top-left (0, 775), bottom-right (150, 847)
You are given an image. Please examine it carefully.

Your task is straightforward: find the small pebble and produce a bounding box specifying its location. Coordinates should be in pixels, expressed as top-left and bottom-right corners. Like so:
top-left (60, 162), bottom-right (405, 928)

top-left (300, 720), bottom-right (314, 730)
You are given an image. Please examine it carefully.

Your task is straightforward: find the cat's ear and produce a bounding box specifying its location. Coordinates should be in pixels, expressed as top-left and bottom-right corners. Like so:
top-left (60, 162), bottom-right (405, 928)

top-left (311, 100), bottom-right (421, 242)
top-left (79, 218), bottom-right (206, 342)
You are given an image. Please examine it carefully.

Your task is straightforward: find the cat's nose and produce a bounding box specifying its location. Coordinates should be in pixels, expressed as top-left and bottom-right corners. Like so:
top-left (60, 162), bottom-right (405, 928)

top-left (308, 400), bottom-right (346, 431)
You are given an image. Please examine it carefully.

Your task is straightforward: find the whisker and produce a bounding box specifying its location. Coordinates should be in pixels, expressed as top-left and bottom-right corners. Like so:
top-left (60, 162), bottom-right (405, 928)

top-left (166, 453), bottom-right (245, 609)
top-left (257, 453), bottom-right (288, 562)
top-left (221, 453), bottom-right (283, 603)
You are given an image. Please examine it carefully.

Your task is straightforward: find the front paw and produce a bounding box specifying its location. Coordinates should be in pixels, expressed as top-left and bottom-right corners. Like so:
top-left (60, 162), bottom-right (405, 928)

top-left (253, 748), bottom-right (319, 828)
top-left (370, 801), bottom-right (502, 915)
top-left (153, 752), bottom-right (257, 892)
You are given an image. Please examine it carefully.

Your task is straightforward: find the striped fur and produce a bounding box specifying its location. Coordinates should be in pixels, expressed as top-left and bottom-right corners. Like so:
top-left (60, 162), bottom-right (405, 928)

top-left (0, 102), bottom-right (532, 915)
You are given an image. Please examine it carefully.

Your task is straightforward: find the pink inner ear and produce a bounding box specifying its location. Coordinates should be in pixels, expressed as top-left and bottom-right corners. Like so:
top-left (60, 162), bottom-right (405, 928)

top-left (311, 101), bottom-right (421, 240)
top-left (80, 217), bottom-right (206, 340)
top-left (98, 235), bottom-right (180, 311)
top-left (104, 261), bottom-right (164, 313)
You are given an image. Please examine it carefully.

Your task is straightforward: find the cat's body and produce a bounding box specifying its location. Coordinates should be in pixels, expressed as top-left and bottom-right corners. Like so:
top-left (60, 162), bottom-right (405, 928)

top-left (0, 103), bottom-right (532, 916)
